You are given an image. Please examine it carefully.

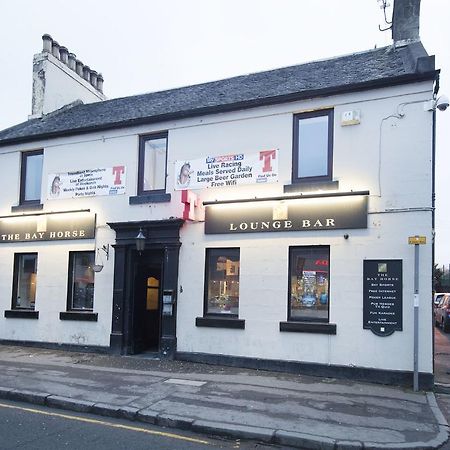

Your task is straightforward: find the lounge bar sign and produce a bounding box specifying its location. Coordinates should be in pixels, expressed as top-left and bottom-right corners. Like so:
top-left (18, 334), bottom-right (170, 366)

top-left (0, 212), bottom-right (96, 243)
top-left (205, 194), bottom-right (368, 234)
top-left (363, 259), bottom-right (403, 336)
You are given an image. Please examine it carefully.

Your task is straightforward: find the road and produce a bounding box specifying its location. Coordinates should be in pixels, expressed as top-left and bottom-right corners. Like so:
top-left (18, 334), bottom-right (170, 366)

top-left (0, 399), bottom-right (294, 450)
top-left (434, 325), bottom-right (450, 450)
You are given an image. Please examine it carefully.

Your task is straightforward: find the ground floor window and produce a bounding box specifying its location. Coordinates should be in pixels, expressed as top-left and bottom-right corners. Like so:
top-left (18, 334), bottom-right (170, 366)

top-left (67, 251), bottom-right (95, 310)
top-left (204, 248), bottom-right (240, 316)
top-left (289, 246), bottom-right (329, 322)
top-left (12, 253), bottom-right (38, 309)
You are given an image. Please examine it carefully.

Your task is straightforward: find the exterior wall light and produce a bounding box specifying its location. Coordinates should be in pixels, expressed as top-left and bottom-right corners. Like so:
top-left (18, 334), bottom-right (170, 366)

top-left (92, 264), bottom-right (103, 273)
top-left (92, 244), bottom-right (109, 273)
top-left (135, 228), bottom-right (146, 253)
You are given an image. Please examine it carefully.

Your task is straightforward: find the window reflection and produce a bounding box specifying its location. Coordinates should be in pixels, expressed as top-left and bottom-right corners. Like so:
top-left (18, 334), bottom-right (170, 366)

top-left (205, 249), bottom-right (240, 316)
top-left (289, 247), bottom-right (329, 321)
top-left (13, 253), bottom-right (38, 309)
top-left (143, 137), bottom-right (167, 191)
top-left (68, 252), bottom-right (95, 310)
top-left (22, 151), bottom-right (43, 203)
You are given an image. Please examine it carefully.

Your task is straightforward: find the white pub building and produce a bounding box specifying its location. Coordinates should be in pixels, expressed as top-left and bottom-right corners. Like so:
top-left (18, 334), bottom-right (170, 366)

top-left (0, 0), bottom-right (443, 388)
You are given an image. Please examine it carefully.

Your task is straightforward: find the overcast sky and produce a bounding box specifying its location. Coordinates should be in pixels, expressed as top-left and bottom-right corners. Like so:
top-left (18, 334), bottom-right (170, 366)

top-left (0, 0), bottom-right (448, 264)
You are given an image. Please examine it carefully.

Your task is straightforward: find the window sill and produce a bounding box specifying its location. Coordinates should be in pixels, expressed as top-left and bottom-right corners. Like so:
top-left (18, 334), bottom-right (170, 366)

top-left (196, 316), bottom-right (245, 329)
top-left (60, 311), bottom-right (98, 322)
top-left (11, 203), bottom-right (44, 213)
top-left (279, 321), bottom-right (336, 334)
top-left (4, 310), bottom-right (39, 319)
top-left (284, 180), bottom-right (339, 194)
top-left (129, 193), bottom-right (171, 205)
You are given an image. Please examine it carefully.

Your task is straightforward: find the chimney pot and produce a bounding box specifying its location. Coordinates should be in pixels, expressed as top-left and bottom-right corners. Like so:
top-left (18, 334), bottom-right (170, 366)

top-left (59, 46), bottom-right (69, 64)
top-left (392, 0), bottom-right (421, 45)
top-left (75, 60), bottom-right (84, 77)
top-left (42, 34), bottom-right (53, 53)
top-left (68, 53), bottom-right (77, 70)
top-left (89, 70), bottom-right (98, 89)
top-left (52, 41), bottom-right (60, 59)
top-left (83, 65), bottom-right (91, 82)
top-left (96, 73), bottom-right (104, 93)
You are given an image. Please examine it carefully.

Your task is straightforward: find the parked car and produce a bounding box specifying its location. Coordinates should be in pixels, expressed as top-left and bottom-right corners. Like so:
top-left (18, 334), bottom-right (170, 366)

top-left (434, 292), bottom-right (450, 307)
top-left (301, 294), bottom-right (316, 307)
top-left (434, 294), bottom-right (450, 332)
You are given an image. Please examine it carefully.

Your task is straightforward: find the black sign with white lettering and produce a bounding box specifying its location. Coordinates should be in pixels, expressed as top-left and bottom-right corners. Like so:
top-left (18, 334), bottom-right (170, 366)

top-left (205, 195), bottom-right (367, 234)
top-left (363, 259), bottom-right (403, 336)
top-left (0, 212), bottom-right (96, 243)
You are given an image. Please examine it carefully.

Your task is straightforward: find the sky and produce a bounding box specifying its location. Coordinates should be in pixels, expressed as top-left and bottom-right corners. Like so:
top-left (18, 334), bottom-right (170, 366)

top-left (0, 0), bottom-right (449, 264)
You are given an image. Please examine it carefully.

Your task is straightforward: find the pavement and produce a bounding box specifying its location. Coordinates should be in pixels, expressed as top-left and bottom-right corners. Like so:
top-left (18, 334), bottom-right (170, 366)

top-left (0, 344), bottom-right (448, 450)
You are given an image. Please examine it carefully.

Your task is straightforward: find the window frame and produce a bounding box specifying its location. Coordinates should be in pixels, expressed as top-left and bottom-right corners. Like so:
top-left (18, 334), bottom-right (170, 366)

top-left (66, 250), bottom-right (95, 312)
top-left (20, 149), bottom-right (44, 205)
top-left (137, 132), bottom-right (168, 196)
top-left (287, 245), bottom-right (330, 323)
top-left (292, 109), bottom-right (334, 184)
top-left (203, 248), bottom-right (240, 318)
top-left (11, 253), bottom-right (38, 310)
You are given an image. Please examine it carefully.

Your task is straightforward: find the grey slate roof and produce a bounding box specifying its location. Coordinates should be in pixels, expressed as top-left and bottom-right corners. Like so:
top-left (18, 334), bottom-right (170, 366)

top-left (0, 42), bottom-right (436, 147)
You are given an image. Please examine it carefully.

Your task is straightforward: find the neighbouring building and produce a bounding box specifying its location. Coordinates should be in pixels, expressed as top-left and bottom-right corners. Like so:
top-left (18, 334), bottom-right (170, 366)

top-left (0, 0), bottom-right (441, 388)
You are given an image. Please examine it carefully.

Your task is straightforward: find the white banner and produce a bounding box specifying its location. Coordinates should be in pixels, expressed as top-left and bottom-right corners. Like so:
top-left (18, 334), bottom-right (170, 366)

top-left (47, 166), bottom-right (126, 199)
top-left (174, 150), bottom-right (278, 190)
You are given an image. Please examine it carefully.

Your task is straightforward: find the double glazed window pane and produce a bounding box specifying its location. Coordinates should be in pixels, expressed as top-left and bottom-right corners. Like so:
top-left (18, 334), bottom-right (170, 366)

top-left (68, 252), bottom-right (95, 310)
top-left (289, 247), bottom-right (329, 321)
top-left (205, 249), bottom-right (240, 315)
top-left (13, 254), bottom-right (37, 309)
top-left (297, 115), bottom-right (329, 178)
top-left (23, 152), bottom-right (43, 202)
top-left (143, 137), bottom-right (167, 191)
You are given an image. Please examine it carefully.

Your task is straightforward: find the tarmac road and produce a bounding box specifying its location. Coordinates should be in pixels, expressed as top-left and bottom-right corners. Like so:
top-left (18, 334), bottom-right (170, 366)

top-left (434, 325), bottom-right (450, 449)
top-left (0, 399), bottom-right (295, 450)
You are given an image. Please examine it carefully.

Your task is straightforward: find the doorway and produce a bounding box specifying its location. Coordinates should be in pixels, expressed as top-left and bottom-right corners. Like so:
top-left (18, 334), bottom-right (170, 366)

top-left (133, 252), bottom-right (163, 354)
top-left (108, 219), bottom-right (183, 357)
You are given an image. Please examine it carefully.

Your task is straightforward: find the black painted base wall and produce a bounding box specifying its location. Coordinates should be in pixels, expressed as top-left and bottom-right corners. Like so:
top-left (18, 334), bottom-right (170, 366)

top-left (176, 351), bottom-right (434, 390)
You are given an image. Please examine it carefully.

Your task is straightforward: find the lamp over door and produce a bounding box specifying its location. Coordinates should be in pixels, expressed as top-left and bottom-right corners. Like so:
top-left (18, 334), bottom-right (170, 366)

top-left (135, 228), bottom-right (146, 253)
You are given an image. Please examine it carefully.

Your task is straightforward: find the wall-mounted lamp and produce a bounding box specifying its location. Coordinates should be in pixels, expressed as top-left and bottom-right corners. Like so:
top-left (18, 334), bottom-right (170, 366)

top-left (135, 228), bottom-right (146, 253)
top-left (92, 244), bottom-right (110, 273)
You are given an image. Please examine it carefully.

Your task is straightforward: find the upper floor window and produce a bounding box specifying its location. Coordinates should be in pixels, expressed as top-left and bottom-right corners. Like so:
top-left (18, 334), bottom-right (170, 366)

top-left (292, 109), bottom-right (333, 183)
top-left (12, 253), bottom-right (38, 310)
top-left (204, 248), bottom-right (240, 316)
top-left (138, 133), bottom-right (168, 195)
top-left (20, 150), bottom-right (43, 204)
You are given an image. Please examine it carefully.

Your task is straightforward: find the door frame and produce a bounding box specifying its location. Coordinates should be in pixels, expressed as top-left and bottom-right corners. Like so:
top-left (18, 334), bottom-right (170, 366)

top-left (108, 219), bottom-right (183, 357)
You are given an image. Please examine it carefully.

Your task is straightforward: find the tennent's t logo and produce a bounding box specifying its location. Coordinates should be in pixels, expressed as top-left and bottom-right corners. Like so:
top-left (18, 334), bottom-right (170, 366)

top-left (259, 150), bottom-right (276, 172)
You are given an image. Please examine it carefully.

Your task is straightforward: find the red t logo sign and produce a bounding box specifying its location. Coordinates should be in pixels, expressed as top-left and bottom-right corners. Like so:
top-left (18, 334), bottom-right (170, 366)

top-left (112, 166), bottom-right (125, 185)
top-left (259, 150), bottom-right (276, 173)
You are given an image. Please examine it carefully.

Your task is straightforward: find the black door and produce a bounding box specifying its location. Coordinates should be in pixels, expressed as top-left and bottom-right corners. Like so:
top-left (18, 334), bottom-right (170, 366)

top-left (133, 252), bottom-right (163, 353)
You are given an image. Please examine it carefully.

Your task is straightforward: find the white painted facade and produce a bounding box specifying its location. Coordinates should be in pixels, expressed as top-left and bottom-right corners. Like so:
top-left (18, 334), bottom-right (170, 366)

top-left (0, 79), bottom-right (435, 379)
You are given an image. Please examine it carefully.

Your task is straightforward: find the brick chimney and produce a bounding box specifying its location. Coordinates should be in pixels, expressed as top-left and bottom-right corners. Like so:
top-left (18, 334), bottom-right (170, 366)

top-left (392, 0), bottom-right (421, 46)
top-left (30, 34), bottom-right (106, 119)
